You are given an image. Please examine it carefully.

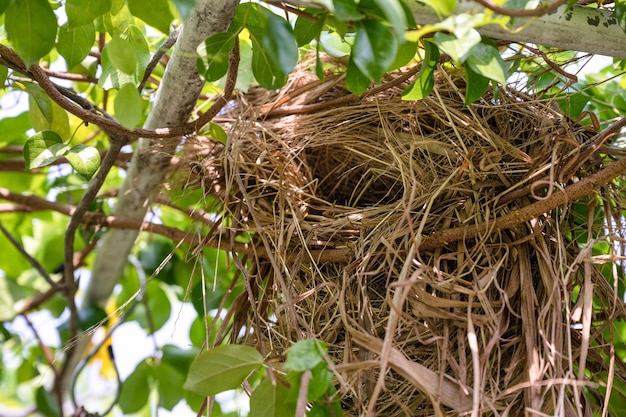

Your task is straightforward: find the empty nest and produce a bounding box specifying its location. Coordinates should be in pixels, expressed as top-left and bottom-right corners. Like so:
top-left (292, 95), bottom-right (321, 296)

top-left (181, 56), bottom-right (626, 416)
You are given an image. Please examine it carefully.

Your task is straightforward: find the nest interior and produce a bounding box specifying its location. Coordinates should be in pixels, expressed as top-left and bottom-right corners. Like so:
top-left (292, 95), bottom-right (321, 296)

top-left (183, 57), bottom-right (626, 416)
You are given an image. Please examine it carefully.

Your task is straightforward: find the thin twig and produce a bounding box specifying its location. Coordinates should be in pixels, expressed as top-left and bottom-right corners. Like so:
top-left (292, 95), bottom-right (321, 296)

top-left (138, 26), bottom-right (181, 92)
top-left (0, 221), bottom-right (57, 287)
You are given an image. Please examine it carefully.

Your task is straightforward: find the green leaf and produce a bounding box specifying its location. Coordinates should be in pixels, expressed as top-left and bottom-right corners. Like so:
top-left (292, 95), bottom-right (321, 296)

top-left (35, 386), bottom-right (61, 417)
top-left (319, 31), bottom-right (352, 57)
top-left (419, 0), bottom-right (457, 16)
top-left (249, 377), bottom-right (296, 417)
top-left (183, 345), bottom-right (263, 396)
top-left (200, 31), bottom-right (237, 81)
top-left (402, 41), bottom-right (439, 100)
top-left (198, 122), bottom-right (228, 144)
top-left (465, 42), bottom-right (507, 85)
top-left (102, 2), bottom-right (132, 37)
top-left (127, 26), bottom-right (152, 78)
top-left (77, 304), bottom-right (108, 330)
top-left (251, 37), bottom-right (287, 90)
top-left (119, 360), bottom-right (152, 414)
top-left (285, 339), bottom-right (327, 372)
top-left (352, 19), bottom-right (398, 82)
top-left (26, 83), bottom-right (53, 124)
top-left (294, 11), bottom-right (326, 46)
top-left (333, 0), bottom-right (364, 21)
top-left (0, 65), bottom-right (8, 88)
top-left (114, 83), bottom-right (143, 129)
top-left (0, 276), bottom-right (16, 321)
top-left (432, 30), bottom-right (481, 63)
top-left (161, 344), bottom-right (199, 374)
top-left (58, 23), bottom-right (96, 69)
top-left (345, 56), bottom-right (370, 96)
top-left (261, 12), bottom-right (298, 85)
top-left (113, 83), bottom-right (143, 129)
top-left (66, 0), bottom-right (111, 28)
top-left (0, 0), bottom-right (9, 14)
top-left (23, 131), bottom-right (67, 170)
top-left (155, 362), bottom-right (185, 410)
top-left (132, 280), bottom-right (171, 334)
top-left (371, 0), bottom-right (407, 38)
top-left (65, 144), bottom-right (101, 180)
top-left (0, 113), bottom-right (31, 147)
top-left (127, 0), bottom-right (174, 34)
top-left (5, 0), bottom-right (58, 67)
top-left (106, 37), bottom-right (138, 75)
top-left (173, 0), bottom-right (196, 22)
top-left (388, 40), bottom-right (418, 71)
top-left (465, 66), bottom-right (489, 105)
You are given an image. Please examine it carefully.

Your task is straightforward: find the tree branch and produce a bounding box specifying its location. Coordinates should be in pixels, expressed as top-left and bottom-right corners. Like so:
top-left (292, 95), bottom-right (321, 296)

top-left (419, 118), bottom-right (626, 250)
top-left (473, 0), bottom-right (569, 17)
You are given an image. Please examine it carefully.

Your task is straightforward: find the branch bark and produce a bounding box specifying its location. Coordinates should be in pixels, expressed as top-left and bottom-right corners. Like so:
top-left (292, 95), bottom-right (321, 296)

top-left (58, 0), bottom-right (240, 398)
top-left (282, 0), bottom-right (626, 59)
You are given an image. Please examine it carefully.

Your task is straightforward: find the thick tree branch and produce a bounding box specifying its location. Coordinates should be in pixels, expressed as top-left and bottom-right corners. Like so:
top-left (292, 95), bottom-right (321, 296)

top-left (473, 0), bottom-right (569, 17)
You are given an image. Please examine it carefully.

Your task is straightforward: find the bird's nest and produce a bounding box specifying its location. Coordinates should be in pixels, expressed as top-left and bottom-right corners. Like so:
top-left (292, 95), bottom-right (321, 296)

top-left (178, 56), bottom-right (626, 416)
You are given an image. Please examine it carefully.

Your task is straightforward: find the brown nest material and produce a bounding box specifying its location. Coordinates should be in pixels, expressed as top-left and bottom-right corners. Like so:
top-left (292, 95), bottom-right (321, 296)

top-left (182, 57), bottom-right (626, 416)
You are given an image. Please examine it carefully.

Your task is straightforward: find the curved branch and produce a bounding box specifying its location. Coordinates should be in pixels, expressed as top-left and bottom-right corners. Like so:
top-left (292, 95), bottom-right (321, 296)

top-left (419, 118), bottom-right (626, 250)
top-left (0, 44), bottom-right (235, 139)
top-left (473, 0), bottom-right (569, 17)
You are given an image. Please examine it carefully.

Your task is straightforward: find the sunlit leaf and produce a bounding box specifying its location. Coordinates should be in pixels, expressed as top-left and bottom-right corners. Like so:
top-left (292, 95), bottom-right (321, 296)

top-left (128, 26), bottom-right (152, 79)
top-left (352, 19), bottom-right (398, 82)
top-left (102, 2), bottom-right (132, 37)
top-left (388, 40), bottom-right (418, 71)
top-left (127, 0), bottom-right (174, 34)
top-left (5, 0), bottom-right (58, 67)
top-left (432, 30), bottom-right (480, 63)
top-left (183, 345), bottom-right (263, 396)
top-left (106, 37), bottom-right (137, 75)
top-left (371, 0), bottom-right (407, 38)
top-left (319, 31), bottom-right (352, 57)
top-left (402, 41), bottom-right (439, 100)
top-left (58, 23), bottom-right (96, 69)
top-left (418, 0), bottom-right (457, 16)
top-left (23, 131), bottom-right (68, 170)
top-left (465, 42), bottom-right (507, 85)
top-left (114, 83), bottom-right (143, 129)
top-left (66, 0), bottom-right (111, 28)
top-left (65, 144), bottom-right (101, 180)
